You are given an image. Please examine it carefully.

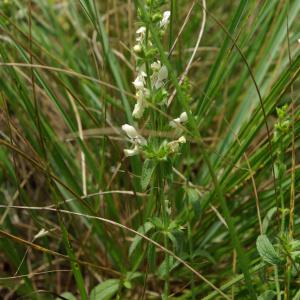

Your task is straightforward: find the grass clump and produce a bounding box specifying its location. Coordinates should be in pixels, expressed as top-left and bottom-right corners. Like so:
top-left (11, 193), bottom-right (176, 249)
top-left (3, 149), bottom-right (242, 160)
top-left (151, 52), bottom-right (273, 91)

top-left (0, 0), bottom-right (300, 299)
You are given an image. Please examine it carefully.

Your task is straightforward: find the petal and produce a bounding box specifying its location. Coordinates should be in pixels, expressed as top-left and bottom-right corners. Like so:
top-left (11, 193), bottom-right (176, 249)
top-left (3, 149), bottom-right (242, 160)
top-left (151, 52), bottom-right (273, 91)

top-left (169, 117), bottom-right (181, 128)
top-left (160, 11), bottom-right (171, 27)
top-left (158, 65), bottom-right (168, 81)
top-left (133, 75), bottom-right (145, 89)
top-left (178, 136), bottom-right (186, 144)
top-left (136, 26), bottom-right (146, 34)
top-left (132, 100), bottom-right (145, 119)
top-left (124, 146), bottom-right (139, 157)
top-left (151, 60), bottom-right (161, 71)
top-left (179, 112), bottom-right (188, 123)
top-left (122, 124), bottom-right (138, 138)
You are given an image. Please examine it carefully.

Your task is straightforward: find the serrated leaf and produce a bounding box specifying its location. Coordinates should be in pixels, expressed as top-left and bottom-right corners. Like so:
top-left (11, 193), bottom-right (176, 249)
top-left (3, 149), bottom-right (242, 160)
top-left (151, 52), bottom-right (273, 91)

top-left (90, 279), bottom-right (120, 300)
top-left (129, 222), bottom-right (154, 256)
top-left (256, 235), bottom-right (283, 265)
top-left (141, 159), bottom-right (156, 191)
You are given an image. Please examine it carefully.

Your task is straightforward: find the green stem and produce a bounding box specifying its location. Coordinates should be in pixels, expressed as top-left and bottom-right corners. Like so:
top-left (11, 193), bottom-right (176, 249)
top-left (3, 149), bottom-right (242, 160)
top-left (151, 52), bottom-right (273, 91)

top-left (187, 223), bottom-right (196, 300)
top-left (199, 143), bottom-right (256, 297)
top-left (163, 232), bottom-right (170, 300)
top-left (284, 261), bottom-right (291, 300)
top-left (158, 164), bottom-right (170, 299)
top-left (141, 3), bottom-right (255, 293)
top-left (169, 0), bottom-right (175, 51)
top-left (275, 266), bottom-right (281, 300)
top-left (279, 141), bottom-right (285, 234)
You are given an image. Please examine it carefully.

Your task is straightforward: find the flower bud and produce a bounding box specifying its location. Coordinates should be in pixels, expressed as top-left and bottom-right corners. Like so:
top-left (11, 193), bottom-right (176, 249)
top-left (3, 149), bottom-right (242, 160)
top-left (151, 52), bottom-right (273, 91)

top-left (152, 12), bottom-right (162, 23)
top-left (133, 44), bottom-right (142, 54)
top-left (178, 136), bottom-right (186, 144)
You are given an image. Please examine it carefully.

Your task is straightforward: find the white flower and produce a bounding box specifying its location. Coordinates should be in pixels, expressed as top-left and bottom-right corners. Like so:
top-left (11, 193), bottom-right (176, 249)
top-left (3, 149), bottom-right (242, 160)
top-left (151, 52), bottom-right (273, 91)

top-left (136, 26), bottom-right (146, 42)
top-left (169, 111), bottom-right (188, 128)
top-left (151, 60), bottom-right (162, 71)
top-left (133, 98), bottom-right (145, 119)
top-left (136, 26), bottom-right (146, 34)
top-left (121, 124), bottom-right (146, 158)
top-left (122, 124), bottom-right (147, 146)
top-left (151, 60), bottom-right (168, 89)
top-left (178, 136), bottom-right (186, 143)
top-left (34, 229), bottom-right (48, 240)
top-left (133, 72), bottom-right (146, 90)
top-left (160, 11), bottom-right (171, 28)
top-left (122, 124), bottom-right (138, 139)
top-left (169, 118), bottom-right (180, 127)
top-left (167, 136), bottom-right (186, 153)
top-left (124, 145), bottom-right (139, 157)
top-left (179, 112), bottom-right (188, 123)
top-left (132, 89), bottom-right (149, 119)
top-left (133, 44), bottom-right (142, 53)
top-left (158, 66), bottom-right (168, 82)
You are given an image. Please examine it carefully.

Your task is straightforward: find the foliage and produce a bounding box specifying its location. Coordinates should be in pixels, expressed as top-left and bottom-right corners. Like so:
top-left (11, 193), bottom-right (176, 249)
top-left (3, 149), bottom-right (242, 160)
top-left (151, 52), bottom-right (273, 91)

top-left (0, 0), bottom-right (300, 299)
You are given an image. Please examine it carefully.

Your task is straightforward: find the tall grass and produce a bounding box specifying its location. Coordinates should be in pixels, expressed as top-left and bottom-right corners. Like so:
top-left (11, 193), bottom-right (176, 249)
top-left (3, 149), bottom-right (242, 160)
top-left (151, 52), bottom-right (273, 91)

top-left (0, 0), bottom-right (299, 299)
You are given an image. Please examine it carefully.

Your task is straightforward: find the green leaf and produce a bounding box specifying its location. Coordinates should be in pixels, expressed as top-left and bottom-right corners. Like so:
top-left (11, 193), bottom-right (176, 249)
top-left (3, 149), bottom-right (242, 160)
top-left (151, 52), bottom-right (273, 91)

top-left (293, 289), bottom-right (300, 300)
top-left (129, 222), bottom-right (154, 256)
top-left (123, 280), bottom-right (132, 289)
top-left (56, 292), bottom-right (76, 300)
top-left (262, 207), bottom-right (277, 234)
top-left (61, 226), bottom-right (88, 300)
top-left (290, 239), bottom-right (300, 251)
top-left (192, 249), bottom-right (217, 265)
top-left (141, 159), bottom-right (156, 191)
top-left (90, 279), bottom-right (120, 300)
top-left (256, 235), bottom-right (283, 265)
top-left (257, 290), bottom-right (276, 300)
top-left (291, 251), bottom-right (300, 263)
top-left (147, 242), bottom-right (157, 272)
top-left (186, 188), bottom-right (201, 215)
top-left (157, 256), bottom-right (175, 279)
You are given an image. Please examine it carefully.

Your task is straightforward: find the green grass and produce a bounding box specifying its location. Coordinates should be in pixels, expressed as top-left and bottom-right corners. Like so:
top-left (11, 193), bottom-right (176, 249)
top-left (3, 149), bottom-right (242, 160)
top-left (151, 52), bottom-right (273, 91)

top-left (0, 0), bottom-right (300, 299)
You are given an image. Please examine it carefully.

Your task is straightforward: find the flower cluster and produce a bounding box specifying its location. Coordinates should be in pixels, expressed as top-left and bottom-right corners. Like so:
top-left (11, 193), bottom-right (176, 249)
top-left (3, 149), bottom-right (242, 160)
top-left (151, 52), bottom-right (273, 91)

top-left (132, 25), bottom-right (149, 119)
top-left (121, 5), bottom-right (188, 159)
top-left (131, 7), bottom-right (170, 119)
top-left (132, 67), bottom-right (149, 119)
